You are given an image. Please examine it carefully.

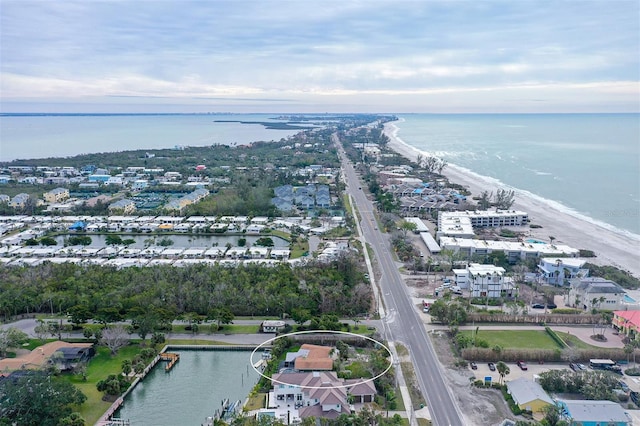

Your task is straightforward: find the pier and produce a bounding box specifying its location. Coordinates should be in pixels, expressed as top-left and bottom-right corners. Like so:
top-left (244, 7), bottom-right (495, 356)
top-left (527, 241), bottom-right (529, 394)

top-left (161, 352), bottom-right (179, 371)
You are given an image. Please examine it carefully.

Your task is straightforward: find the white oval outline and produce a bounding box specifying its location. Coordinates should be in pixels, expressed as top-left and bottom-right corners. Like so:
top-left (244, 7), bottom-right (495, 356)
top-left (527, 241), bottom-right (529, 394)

top-left (250, 330), bottom-right (393, 390)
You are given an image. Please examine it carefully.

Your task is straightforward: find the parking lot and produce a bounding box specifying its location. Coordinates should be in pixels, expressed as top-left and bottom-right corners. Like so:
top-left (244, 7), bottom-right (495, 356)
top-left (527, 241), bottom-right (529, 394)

top-left (469, 361), bottom-right (568, 384)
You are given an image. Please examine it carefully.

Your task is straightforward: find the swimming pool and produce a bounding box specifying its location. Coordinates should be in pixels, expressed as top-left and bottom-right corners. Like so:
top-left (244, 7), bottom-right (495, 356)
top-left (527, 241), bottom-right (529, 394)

top-left (624, 294), bottom-right (636, 303)
top-left (525, 238), bottom-right (547, 244)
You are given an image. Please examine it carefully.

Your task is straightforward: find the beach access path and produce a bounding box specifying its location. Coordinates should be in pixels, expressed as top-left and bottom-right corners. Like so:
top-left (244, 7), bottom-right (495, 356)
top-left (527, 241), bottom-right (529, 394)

top-left (383, 123), bottom-right (640, 278)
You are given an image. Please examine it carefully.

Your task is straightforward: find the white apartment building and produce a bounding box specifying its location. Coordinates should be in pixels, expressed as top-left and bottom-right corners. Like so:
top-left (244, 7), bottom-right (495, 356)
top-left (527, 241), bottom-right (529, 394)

top-left (438, 209), bottom-right (529, 229)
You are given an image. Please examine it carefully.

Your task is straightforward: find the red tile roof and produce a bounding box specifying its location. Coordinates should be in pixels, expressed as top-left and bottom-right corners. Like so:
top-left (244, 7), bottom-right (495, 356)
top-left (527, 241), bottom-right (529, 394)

top-left (614, 310), bottom-right (640, 328)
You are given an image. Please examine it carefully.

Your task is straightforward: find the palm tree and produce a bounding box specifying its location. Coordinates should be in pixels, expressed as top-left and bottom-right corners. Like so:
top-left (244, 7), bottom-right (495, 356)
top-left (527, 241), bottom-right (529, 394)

top-left (496, 361), bottom-right (510, 385)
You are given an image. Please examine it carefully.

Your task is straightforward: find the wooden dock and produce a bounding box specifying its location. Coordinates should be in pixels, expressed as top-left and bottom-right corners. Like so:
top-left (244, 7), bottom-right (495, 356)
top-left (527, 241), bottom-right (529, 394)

top-left (160, 352), bottom-right (179, 371)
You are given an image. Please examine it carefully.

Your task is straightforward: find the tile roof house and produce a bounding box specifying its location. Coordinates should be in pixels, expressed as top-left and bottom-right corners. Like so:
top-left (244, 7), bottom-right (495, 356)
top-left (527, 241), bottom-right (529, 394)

top-left (613, 310), bottom-right (640, 340)
top-left (268, 371), bottom-right (375, 419)
top-left (283, 344), bottom-right (334, 371)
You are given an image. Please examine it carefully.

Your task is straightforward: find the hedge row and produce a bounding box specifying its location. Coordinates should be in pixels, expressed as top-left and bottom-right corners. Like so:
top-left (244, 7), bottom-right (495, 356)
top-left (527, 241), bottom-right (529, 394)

top-left (545, 326), bottom-right (568, 348)
top-left (466, 313), bottom-right (601, 324)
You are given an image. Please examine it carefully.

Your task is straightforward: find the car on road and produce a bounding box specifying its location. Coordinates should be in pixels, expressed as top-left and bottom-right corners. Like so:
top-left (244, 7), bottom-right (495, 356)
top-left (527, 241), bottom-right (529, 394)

top-left (488, 362), bottom-right (496, 371)
top-left (531, 303), bottom-right (545, 309)
top-left (577, 363), bottom-right (587, 371)
top-left (470, 362), bottom-right (477, 370)
top-left (619, 380), bottom-right (630, 392)
top-left (517, 360), bottom-right (528, 370)
top-left (547, 303), bottom-right (558, 309)
top-left (569, 362), bottom-right (578, 371)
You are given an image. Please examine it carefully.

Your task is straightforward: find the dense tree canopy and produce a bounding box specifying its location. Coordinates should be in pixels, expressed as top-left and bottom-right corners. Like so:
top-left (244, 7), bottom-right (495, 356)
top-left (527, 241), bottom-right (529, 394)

top-left (0, 254), bottom-right (371, 321)
top-left (0, 373), bottom-right (86, 426)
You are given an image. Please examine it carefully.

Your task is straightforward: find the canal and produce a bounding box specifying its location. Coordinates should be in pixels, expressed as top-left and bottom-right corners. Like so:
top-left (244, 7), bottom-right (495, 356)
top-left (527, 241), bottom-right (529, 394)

top-left (115, 349), bottom-right (259, 425)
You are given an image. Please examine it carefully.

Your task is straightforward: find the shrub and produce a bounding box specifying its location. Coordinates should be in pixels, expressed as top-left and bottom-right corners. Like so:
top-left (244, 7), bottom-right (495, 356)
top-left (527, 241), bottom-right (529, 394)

top-left (545, 326), bottom-right (568, 348)
top-left (625, 368), bottom-right (640, 376)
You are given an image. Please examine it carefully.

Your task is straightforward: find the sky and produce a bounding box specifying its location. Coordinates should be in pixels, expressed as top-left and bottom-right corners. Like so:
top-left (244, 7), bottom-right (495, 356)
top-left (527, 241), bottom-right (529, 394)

top-left (1, 0), bottom-right (639, 113)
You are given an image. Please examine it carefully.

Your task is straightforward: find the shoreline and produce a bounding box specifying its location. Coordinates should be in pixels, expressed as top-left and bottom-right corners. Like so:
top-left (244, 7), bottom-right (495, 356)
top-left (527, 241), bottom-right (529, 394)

top-left (383, 122), bottom-right (640, 278)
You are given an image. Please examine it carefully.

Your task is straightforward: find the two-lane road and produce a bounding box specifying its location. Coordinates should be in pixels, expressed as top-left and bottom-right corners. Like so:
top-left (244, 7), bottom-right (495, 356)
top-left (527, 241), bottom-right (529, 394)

top-left (335, 135), bottom-right (464, 426)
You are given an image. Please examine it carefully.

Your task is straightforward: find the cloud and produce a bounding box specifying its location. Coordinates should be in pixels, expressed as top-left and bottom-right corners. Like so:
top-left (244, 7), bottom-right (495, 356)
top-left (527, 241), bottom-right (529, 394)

top-left (1, 0), bottom-right (638, 112)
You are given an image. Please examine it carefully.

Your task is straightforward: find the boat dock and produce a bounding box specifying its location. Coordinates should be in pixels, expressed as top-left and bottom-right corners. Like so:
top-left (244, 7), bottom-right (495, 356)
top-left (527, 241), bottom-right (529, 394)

top-left (161, 352), bottom-right (180, 371)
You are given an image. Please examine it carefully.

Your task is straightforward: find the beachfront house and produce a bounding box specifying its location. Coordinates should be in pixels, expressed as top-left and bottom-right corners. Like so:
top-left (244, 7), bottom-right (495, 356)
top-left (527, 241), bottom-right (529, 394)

top-left (567, 277), bottom-right (626, 311)
top-left (537, 257), bottom-right (589, 286)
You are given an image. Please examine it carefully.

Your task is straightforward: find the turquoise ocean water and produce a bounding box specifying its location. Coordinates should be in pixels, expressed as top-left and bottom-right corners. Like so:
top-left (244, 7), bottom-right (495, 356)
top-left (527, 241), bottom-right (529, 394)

top-left (390, 114), bottom-right (640, 236)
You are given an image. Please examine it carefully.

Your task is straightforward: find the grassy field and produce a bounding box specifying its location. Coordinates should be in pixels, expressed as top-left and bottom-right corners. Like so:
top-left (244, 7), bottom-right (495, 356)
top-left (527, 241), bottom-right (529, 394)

top-left (290, 239), bottom-right (309, 259)
top-left (460, 330), bottom-right (562, 350)
top-left (62, 344), bottom-right (144, 425)
top-left (244, 392), bottom-right (267, 411)
top-left (556, 332), bottom-right (599, 350)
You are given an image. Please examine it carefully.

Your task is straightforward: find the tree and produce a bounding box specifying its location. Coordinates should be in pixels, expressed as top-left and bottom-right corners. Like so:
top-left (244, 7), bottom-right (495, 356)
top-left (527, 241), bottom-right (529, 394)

top-left (255, 237), bottom-right (274, 247)
top-left (121, 359), bottom-right (132, 378)
top-left (493, 189), bottom-right (515, 210)
top-left (0, 327), bottom-right (28, 357)
top-left (399, 220), bottom-right (417, 237)
top-left (58, 412), bottom-right (86, 426)
top-left (496, 361), bottom-right (510, 385)
top-left (96, 374), bottom-right (130, 399)
top-left (478, 191), bottom-right (493, 210)
top-left (68, 304), bottom-right (92, 325)
top-left (39, 236), bottom-right (57, 246)
top-left (100, 325), bottom-right (129, 355)
top-left (105, 234), bottom-right (123, 245)
top-left (291, 308), bottom-right (311, 326)
top-left (0, 372), bottom-right (87, 426)
top-left (209, 307), bottom-right (235, 331)
top-left (541, 404), bottom-right (564, 426)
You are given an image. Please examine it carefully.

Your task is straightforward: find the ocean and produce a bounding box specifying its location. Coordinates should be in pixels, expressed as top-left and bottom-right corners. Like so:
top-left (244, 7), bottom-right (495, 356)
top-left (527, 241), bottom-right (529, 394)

top-left (0, 113), bottom-right (302, 162)
top-left (390, 113), bottom-right (640, 237)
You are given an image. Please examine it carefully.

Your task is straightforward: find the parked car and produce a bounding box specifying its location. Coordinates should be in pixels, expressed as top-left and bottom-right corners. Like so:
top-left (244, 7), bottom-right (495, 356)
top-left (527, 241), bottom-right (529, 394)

top-left (470, 362), bottom-right (477, 370)
top-left (619, 380), bottom-right (630, 392)
top-left (531, 303), bottom-right (545, 309)
top-left (517, 361), bottom-right (528, 370)
top-left (547, 303), bottom-right (558, 309)
top-left (488, 362), bottom-right (496, 371)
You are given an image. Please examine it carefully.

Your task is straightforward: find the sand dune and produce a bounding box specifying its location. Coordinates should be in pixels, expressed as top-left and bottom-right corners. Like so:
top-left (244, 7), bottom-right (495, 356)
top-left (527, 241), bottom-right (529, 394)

top-left (383, 123), bottom-right (640, 278)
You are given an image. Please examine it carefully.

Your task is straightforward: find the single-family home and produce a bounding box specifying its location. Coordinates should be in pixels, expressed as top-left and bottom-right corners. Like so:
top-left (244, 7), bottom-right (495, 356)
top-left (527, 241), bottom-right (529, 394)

top-left (108, 199), bottom-right (136, 214)
top-left (537, 257), bottom-right (589, 286)
top-left (557, 399), bottom-right (631, 426)
top-left (8, 193), bottom-right (29, 209)
top-left (43, 187), bottom-right (69, 204)
top-left (506, 377), bottom-right (554, 413)
top-left (568, 277), bottom-right (626, 311)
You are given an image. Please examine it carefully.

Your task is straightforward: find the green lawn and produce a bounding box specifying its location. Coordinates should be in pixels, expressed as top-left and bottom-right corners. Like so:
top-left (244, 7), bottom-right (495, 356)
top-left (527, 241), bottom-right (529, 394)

top-left (61, 344), bottom-right (143, 425)
top-left (556, 332), bottom-right (599, 350)
top-left (290, 240), bottom-right (309, 259)
top-left (460, 330), bottom-right (562, 350)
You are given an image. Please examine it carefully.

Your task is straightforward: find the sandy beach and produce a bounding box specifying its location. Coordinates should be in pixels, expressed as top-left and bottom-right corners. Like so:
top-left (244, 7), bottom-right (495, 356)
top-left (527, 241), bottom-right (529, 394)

top-left (383, 123), bottom-right (640, 278)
